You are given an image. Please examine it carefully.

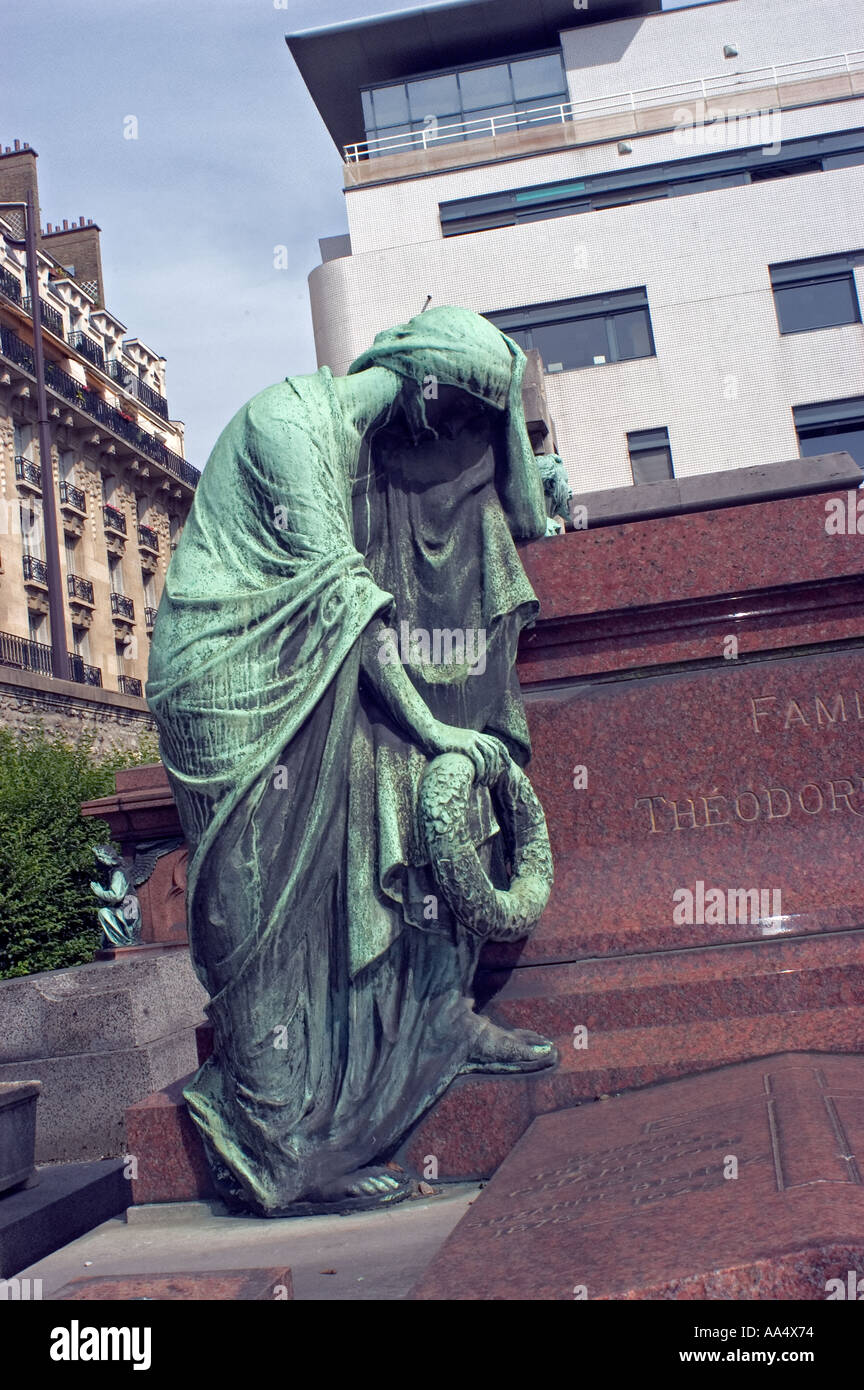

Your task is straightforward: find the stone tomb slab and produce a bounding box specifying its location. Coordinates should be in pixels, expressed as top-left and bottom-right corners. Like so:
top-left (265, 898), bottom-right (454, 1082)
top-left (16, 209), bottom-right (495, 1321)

top-left (411, 1052), bottom-right (864, 1300)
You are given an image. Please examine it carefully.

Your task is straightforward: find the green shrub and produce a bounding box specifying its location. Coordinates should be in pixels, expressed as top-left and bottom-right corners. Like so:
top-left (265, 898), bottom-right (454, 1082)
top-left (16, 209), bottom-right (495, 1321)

top-left (0, 725), bottom-right (160, 980)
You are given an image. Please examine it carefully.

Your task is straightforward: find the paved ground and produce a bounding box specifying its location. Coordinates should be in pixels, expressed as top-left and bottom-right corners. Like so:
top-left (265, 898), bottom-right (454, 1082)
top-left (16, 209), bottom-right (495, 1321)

top-left (18, 1184), bottom-right (479, 1300)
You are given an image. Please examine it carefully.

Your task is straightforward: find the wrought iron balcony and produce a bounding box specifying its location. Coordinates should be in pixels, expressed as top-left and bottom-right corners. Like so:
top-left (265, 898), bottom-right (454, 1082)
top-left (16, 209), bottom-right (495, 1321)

top-left (136, 378), bottom-right (169, 420)
top-left (0, 265), bottom-right (23, 305)
top-left (14, 456), bottom-right (42, 489)
top-left (110, 591), bottom-right (135, 620)
top-left (69, 330), bottom-right (105, 371)
top-left (109, 359), bottom-right (169, 420)
top-left (67, 653), bottom-right (103, 686)
top-left (118, 674), bottom-right (143, 697)
top-left (144, 605), bottom-right (158, 629)
top-left (138, 524), bottom-right (159, 552)
top-left (22, 553), bottom-right (49, 585)
top-left (0, 629), bottom-right (52, 678)
top-left (0, 628), bottom-right (101, 686)
top-left (24, 294), bottom-right (65, 340)
top-left (0, 326), bottom-right (199, 489)
top-left (59, 481), bottom-right (86, 512)
top-left (103, 504), bottom-right (127, 536)
top-left (67, 573), bottom-right (95, 605)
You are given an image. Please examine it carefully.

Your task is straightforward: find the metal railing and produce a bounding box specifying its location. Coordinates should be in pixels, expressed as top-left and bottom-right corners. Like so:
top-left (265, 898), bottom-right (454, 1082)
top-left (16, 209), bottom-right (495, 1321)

top-left (14, 455), bottom-right (41, 488)
top-left (0, 629), bottom-right (101, 686)
top-left (59, 480), bottom-right (86, 512)
top-left (103, 504), bottom-right (127, 535)
top-left (0, 326), bottom-right (199, 489)
top-left (110, 591), bottom-right (134, 620)
top-left (69, 330), bottom-right (105, 372)
top-left (138, 523), bottom-right (159, 551)
top-left (0, 630), bottom-right (52, 677)
top-left (66, 573), bottom-right (94, 604)
top-left (144, 605), bottom-right (158, 628)
top-left (108, 359), bottom-right (170, 421)
top-left (24, 294), bottom-right (65, 340)
top-left (22, 553), bottom-right (49, 584)
top-left (0, 265), bottom-right (23, 305)
top-left (345, 49), bottom-right (864, 160)
top-left (70, 654), bottom-right (103, 687)
top-left (118, 674), bottom-right (143, 696)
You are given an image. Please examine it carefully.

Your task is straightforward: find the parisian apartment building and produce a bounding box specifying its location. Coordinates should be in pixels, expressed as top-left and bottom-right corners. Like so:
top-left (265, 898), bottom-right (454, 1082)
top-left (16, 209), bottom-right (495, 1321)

top-left (289, 0), bottom-right (864, 493)
top-left (0, 141), bottom-right (198, 748)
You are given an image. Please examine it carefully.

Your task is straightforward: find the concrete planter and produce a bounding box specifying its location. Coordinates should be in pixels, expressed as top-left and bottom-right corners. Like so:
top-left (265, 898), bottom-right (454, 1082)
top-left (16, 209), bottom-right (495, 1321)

top-left (0, 1081), bottom-right (41, 1195)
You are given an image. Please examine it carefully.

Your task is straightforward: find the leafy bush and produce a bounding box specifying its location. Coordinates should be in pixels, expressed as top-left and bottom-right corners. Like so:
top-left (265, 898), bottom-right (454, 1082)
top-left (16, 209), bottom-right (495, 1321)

top-left (0, 725), bottom-right (160, 980)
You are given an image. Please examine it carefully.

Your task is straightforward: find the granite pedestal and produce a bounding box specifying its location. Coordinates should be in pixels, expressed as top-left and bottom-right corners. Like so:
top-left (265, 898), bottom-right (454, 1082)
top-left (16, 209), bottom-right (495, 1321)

top-left (125, 455), bottom-right (864, 1201)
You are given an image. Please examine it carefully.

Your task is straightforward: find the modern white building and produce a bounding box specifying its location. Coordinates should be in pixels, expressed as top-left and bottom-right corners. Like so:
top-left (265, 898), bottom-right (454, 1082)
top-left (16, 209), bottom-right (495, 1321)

top-left (288, 0), bottom-right (864, 493)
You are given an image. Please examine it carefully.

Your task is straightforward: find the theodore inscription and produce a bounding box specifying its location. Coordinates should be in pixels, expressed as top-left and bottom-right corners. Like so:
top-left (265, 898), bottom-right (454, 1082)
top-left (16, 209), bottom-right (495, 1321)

top-left (635, 775), bottom-right (864, 833)
top-left (634, 688), bottom-right (864, 833)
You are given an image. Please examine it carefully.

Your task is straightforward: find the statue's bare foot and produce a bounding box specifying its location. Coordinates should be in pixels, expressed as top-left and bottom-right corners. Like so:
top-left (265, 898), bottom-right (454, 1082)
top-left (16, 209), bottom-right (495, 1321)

top-left (275, 1167), bottom-right (412, 1218)
top-left (460, 1016), bottom-right (558, 1074)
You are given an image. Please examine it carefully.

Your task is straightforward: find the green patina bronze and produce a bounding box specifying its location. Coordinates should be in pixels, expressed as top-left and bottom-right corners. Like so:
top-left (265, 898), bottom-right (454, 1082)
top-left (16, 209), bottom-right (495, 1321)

top-left (90, 845), bottom-right (141, 947)
top-left (147, 306), bottom-right (557, 1216)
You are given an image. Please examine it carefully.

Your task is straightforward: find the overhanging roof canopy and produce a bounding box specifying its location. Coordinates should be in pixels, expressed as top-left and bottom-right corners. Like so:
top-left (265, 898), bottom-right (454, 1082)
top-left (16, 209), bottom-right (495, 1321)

top-left (287, 0), bottom-right (662, 154)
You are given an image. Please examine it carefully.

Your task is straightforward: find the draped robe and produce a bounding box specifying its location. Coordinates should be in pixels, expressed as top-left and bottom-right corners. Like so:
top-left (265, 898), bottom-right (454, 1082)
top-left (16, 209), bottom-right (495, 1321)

top-left (147, 310), bottom-right (547, 1213)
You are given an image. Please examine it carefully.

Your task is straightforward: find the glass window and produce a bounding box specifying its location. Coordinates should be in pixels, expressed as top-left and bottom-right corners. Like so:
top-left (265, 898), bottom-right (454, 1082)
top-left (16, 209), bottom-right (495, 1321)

top-left (798, 424), bottom-right (864, 469)
top-left (610, 309), bottom-right (654, 361)
top-left (363, 51), bottom-right (566, 149)
top-left (487, 290), bottom-right (656, 374)
top-left (461, 105), bottom-right (518, 136)
top-left (370, 125), bottom-right (413, 157)
top-left (511, 54), bottom-right (566, 101)
top-left (371, 84), bottom-right (409, 128)
top-left (514, 104), bottom-right (565, 129)
top-left (631, 446), bottom-right (673, 484)
top-left (408, 74), bottom-right (460, 122)
top-left (458, 64), bottom-right (512, 110)
top-left (628, 429), bottom-right (673, 483)
top-left (774, 274), bottom-right (860, 333)
top-left (418, 116), bottom-right (464, 145)
top-left (533, 318), bottom-right (609, 371)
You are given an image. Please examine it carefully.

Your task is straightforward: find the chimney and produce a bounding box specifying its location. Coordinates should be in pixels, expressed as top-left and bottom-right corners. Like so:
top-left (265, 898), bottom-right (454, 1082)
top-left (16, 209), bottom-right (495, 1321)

top-left (42, 219), bottom-right (105, 306)
top-left (0, 141), bottom-right (40, 240)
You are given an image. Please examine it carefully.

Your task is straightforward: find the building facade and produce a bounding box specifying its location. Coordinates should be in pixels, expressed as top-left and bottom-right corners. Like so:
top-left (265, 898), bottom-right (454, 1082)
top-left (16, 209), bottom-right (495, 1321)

top-left (290, 0), bottom-right (864, 493)
top-left (0, 141), bottom-right (198, 748)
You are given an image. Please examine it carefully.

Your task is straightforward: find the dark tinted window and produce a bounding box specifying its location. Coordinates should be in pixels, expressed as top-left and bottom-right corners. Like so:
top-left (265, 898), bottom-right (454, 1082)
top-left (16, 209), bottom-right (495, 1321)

top-left (486, 291), bottom-right (656, 373)
top-left (798, 424), bottom-right (864, 469)
top-left (628, 428), bottom-right (674, 483)
top-left (774, 274), bottom-right (860, 333)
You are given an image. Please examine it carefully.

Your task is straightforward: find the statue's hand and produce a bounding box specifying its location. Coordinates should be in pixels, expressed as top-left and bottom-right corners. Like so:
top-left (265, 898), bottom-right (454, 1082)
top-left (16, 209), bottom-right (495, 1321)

top-left (423, 722), bottom-right (506, 786)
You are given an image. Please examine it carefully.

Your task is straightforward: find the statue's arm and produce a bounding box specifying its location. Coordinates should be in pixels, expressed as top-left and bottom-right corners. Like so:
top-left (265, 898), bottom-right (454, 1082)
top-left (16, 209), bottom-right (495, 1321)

top-left (359, 622), bottom-right (440, 750)
top-left (359, 621), bottom-right (504, 783)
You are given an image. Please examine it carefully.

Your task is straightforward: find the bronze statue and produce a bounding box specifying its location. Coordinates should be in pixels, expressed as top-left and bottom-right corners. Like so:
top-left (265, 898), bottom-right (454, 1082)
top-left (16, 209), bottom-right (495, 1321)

top-left (147, 307), bottom-right (559, 1215)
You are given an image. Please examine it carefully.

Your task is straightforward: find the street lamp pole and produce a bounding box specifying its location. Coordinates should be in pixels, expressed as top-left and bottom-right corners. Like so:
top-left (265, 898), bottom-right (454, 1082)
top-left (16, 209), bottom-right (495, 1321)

top-left (2, 193), bottom-right (68, 681)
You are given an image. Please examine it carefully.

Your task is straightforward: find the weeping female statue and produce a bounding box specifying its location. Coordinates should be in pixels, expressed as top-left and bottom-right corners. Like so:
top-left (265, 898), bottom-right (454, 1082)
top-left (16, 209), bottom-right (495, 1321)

top-left (147, 306), bottom-right (561, 1216)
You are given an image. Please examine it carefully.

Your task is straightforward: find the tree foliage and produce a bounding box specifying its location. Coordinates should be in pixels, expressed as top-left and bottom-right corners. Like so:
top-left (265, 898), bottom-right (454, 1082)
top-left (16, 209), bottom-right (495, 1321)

top-left (0, 725), bottom-right (159, 979)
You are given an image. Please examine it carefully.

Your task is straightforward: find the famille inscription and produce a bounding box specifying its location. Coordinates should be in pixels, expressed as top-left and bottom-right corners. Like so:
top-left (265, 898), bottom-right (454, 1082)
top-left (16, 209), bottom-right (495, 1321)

top-left (750, 691), bottom-right (864, 733)
top-left (635, 690), bottom-right (864, 833)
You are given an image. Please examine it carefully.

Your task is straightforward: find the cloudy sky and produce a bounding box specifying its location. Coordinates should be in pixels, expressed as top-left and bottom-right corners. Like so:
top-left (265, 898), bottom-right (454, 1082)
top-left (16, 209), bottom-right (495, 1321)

top-left (2, 0), bottom-right (698, 467)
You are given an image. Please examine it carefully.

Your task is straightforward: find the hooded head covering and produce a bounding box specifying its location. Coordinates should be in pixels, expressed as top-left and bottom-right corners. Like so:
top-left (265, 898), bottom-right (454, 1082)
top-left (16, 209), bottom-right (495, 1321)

top-left (347, 305), bottom-right (547, 540)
